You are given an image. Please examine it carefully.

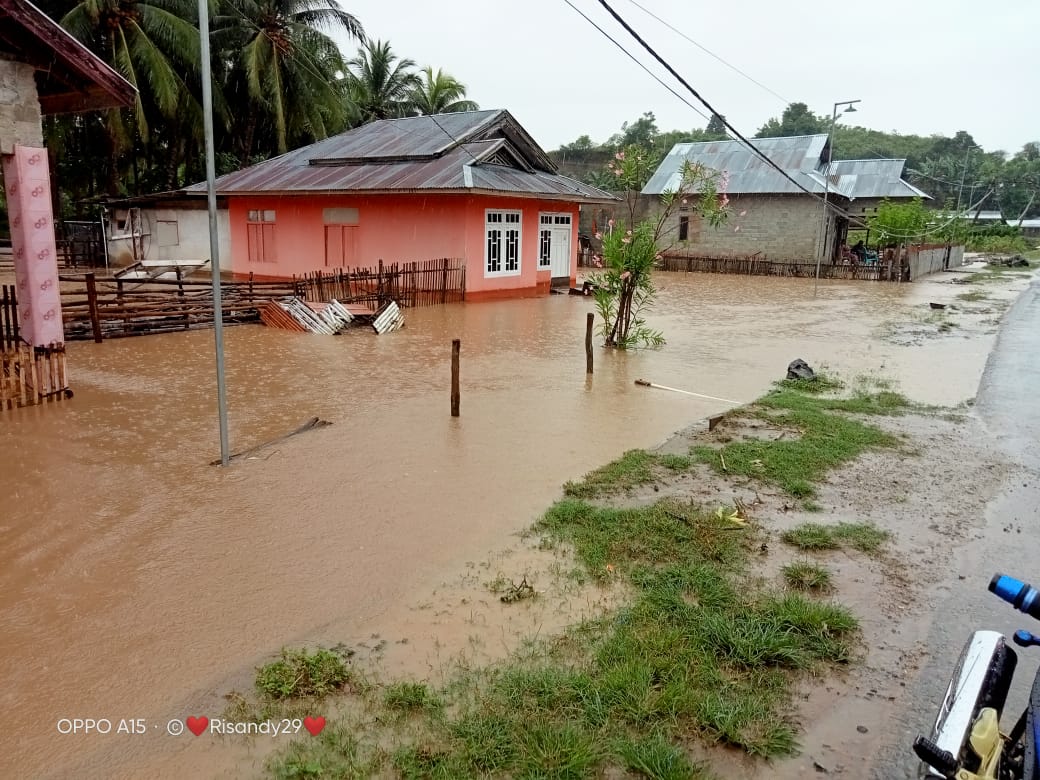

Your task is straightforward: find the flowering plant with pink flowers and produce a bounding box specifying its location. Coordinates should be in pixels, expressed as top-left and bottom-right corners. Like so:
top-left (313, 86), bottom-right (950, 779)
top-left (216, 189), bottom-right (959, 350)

top-left (589, 146), bottom-right (730, 348)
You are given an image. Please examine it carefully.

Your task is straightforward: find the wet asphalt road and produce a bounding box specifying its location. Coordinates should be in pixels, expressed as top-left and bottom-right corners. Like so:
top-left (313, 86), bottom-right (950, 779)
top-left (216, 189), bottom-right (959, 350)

top-left (874, 274), bottom-right (1040, 778)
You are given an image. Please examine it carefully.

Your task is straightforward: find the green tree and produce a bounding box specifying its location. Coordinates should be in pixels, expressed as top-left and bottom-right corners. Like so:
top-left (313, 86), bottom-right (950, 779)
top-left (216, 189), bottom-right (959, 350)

top-left (560, 134), bottom-right (595, 152)
top-left (214, 0), bottom-right (364, 158)
top-left (60, 0), bottom-right (203, 192)
top-left (867, 198), bottom-right (931, 247)
top-left (345, 39), bottom-right (421, 122)
top-left (608, 112), bottom-right (659, 150)
top-left (706, 113), bottom-right (727, 136)
top-left (409, 67), bottom-right (478, 115)
top-left (590, 147), bottom-right (728, 348)
top-left (755, 102), bottom-right (826, 138)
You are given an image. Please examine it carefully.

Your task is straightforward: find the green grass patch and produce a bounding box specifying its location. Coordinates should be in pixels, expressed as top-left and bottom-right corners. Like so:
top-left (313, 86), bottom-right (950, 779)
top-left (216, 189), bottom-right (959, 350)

top-left (263, 500), bottom-right (860, 777)
top-left (692, 386), bottom-right (906, 498)
top-left (782, 561), bottom-right (833, 592)
top-left (956, 289), bottom-right (990, 302)
top-left (833, 522), bottom-right (890, 553)
top-left (775, 373), bottom-right (845, 394)
top-left (268, 722), bottom-right (381, 779)
top-left (659, 453), bottom-right (692, 471)
top-left (564, 449), bottom-right (659, 498)
top-left (616, 733), bottom-right (711, 779)
top-left (782, 522), bottom-right (889, 555)
top-left (563, 450), bottom-right (695, 497)
top-left (384, 681), bottom-right (439, 712)
top-left (256, 649), bottom-right (352, 701)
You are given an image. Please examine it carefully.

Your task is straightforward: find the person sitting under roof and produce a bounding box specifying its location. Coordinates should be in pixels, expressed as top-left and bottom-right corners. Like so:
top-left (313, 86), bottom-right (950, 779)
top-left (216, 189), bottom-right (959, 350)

top-left (850, 240), bottom-right (867, 264)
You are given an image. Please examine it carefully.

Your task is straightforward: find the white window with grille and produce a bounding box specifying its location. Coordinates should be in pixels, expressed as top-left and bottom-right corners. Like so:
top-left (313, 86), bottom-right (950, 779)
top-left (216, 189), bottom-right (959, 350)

top-left (485, 210), bottom-right (522, 277)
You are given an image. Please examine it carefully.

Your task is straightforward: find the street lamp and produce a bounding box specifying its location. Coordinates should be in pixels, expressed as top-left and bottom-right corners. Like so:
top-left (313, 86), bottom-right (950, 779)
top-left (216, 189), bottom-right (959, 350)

top-left (814, 99), bottom-right (860, 296)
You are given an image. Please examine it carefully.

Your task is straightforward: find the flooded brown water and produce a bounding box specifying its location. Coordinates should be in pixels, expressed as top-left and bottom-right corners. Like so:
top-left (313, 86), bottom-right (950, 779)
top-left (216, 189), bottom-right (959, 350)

top-left (0, 270), bottom-right (997, 778)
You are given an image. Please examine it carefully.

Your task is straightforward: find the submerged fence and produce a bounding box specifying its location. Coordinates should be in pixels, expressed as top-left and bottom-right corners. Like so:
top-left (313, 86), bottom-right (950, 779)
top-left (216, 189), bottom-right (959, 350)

top-left (295, 258), bottom-right (465, 307)
top-left (2, 285), bottom-right (19, 349)
top-left (658, 244), bottom-right (965, 282)
top-left (0, 342), bottom-right (70, 411)
top-left (658, 253), bottom-right (890, 280)
top-left (58, 273), bottom-right (297, 341)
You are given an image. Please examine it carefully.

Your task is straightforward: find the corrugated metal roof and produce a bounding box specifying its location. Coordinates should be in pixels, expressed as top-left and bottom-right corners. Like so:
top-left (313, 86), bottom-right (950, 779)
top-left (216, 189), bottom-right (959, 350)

top-left (643, 136), bottom-right (930, 201)
top-left (826, 159), bottom-right (930, 199)
top-left (643, 135), bottom-right (831, 195)
top-left (183, 110), bottom-right (617, 203)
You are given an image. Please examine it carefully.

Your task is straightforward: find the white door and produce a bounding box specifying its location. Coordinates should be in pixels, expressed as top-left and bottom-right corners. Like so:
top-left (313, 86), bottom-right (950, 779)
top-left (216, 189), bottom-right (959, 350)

top-left (539, 213), bottom-right (573, 280)
top-left (550, 227), bottom-right (571, 278)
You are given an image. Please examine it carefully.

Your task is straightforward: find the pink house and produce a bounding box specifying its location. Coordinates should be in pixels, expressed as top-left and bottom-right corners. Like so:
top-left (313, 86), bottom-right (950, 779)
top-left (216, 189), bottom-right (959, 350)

top-left (188, 110), bottom-right (617, 300)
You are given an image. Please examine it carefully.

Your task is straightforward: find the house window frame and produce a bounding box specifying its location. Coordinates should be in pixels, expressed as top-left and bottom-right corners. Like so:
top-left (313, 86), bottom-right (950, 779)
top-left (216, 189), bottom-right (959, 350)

top-left (538, 212), bottom-right (572, 269)
top-left (246, 208), bottom-right (277, 263)
top-left (678, 215), bottom-right (690, 241)
top-left (485, 209), bottom-right (523, 278)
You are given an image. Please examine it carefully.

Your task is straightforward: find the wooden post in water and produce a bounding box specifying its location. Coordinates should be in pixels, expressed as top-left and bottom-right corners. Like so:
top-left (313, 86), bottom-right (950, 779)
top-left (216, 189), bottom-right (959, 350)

top-left (585, 312), bottom-right (594, 374)
top-left (450, 338), bottom-right (460, 417)
top-left (85, 272), bottom-right (103, 343)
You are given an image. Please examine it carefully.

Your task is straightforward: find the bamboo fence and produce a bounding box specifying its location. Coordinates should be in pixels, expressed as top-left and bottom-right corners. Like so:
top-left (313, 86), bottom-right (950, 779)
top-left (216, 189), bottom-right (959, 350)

top-left (296, 258), bottom-right (465, 307)
top-left (658, 252), bottom-right (895, 281)
top-left (57, 273), bottom-right (298, 341)
top-left (2, 285), bottom-right (19, 349)
top-left (0, 342), bottom-right (70, 411)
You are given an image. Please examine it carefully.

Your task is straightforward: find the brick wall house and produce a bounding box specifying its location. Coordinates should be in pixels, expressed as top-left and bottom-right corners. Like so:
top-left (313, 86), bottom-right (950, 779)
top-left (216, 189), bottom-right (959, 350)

top-left (640, 136), bottom-right (929, 263)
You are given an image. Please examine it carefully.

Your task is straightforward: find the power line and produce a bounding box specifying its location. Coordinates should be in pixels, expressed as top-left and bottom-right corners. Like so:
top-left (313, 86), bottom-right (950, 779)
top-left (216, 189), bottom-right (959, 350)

top-left (560, 0), bottom-right (711, 122)
top-left (587, 0), bottom-right (846, 215)
top-left (579, 0), bottom-right (986, 241)
top-left (622, 0), bottom-right (789, 106)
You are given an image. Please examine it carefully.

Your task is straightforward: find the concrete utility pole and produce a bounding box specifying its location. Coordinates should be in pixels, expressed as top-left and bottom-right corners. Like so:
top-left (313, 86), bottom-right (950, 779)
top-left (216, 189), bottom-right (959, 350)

top-left (814, 99), bottom-right (860, 297)
top-left (198, 0), bottom-right (230, 465)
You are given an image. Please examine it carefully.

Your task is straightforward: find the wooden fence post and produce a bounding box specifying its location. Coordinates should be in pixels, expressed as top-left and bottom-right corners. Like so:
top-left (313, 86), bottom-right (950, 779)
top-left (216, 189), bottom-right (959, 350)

top-left (585, 312), bottom-right (594, 374)
top-left (85, 272), bottom-right (103, 343)
top-left (451, 339), bottom-right (460, 417)
top-left (441, 258), bottom-right (449, 304)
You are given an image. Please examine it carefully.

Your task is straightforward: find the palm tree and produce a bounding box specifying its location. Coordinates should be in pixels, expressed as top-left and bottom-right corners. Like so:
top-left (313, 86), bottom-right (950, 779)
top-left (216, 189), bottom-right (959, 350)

top-left (59, 0), bottom-right (203, 192)
top-left (215, 0), bottom-right (365, 159)
top-left (409, 67), bottom-right (478, 115)
top-left (345, 40), bottom-right (420, 123)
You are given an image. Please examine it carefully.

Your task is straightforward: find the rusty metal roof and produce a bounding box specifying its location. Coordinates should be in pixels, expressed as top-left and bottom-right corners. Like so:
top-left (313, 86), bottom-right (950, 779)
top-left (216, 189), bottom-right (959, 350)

top-left (186, 110), bottom-right (618, 203)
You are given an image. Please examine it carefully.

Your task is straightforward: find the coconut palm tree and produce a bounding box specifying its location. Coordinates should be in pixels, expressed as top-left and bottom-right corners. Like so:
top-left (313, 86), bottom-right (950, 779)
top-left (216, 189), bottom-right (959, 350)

top-left (214, 0), bottom-right (365, 159)
top-left (345, 39), bottom-right (420, 123)
top-left (59, 0), bottom-right (203, 191)
top-left (409, 67), bottom-right (479, 115)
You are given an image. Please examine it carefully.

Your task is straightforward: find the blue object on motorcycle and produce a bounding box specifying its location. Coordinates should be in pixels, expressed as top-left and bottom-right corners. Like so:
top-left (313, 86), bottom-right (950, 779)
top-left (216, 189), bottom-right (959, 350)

top-left (990, 574), bottom-right (1040, 620)
top-left (1015, 630), bottom-right (1040, 648)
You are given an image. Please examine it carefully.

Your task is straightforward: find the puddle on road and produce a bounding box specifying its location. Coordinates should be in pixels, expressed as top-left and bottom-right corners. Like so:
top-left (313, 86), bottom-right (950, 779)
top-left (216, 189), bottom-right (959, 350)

top-left (0, 268), bottom-right (1015, 777)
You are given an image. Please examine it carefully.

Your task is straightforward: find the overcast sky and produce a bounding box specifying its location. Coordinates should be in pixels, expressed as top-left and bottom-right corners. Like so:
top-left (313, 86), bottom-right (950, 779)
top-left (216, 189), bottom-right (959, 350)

top-left (335, 0), bottom-right (1038, 157)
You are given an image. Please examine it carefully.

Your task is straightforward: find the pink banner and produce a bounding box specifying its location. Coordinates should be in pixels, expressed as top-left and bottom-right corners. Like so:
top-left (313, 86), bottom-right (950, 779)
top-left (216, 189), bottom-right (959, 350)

top-left (2, 145), bottom-right (63, 346)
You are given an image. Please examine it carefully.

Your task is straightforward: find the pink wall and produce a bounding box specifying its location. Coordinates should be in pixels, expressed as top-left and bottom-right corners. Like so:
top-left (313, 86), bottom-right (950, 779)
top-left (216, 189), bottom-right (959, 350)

top-left (227, 194), bottom-right (578, 298)
top-left (2, 146), bottom-right (63, 346)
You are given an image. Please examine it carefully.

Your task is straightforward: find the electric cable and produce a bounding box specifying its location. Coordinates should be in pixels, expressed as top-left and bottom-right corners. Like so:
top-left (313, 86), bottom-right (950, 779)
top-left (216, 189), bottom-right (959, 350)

top-left (561, 0), bottom-right (711, 122)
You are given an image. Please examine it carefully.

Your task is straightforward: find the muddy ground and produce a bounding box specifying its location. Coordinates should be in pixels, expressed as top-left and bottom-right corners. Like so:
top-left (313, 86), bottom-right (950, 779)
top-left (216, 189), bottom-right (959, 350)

top-left (260, 261), bottom-right (1035, 779)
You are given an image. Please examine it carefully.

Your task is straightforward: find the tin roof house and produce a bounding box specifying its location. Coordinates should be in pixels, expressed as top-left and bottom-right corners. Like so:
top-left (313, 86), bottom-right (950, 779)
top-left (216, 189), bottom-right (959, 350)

top-left (641, 134), bottom-right (929, 263)
top-left (181, 109), bottom-right (617, 300)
